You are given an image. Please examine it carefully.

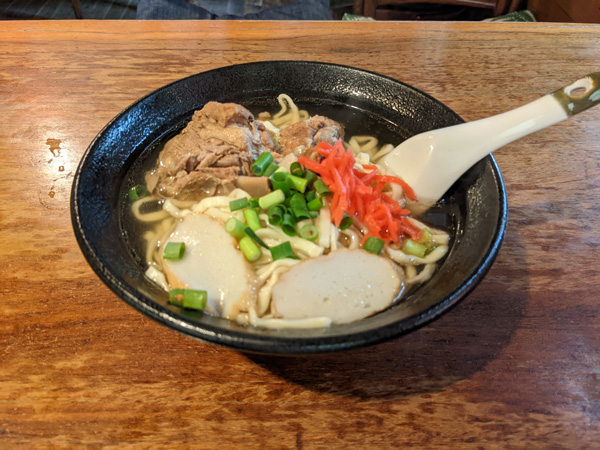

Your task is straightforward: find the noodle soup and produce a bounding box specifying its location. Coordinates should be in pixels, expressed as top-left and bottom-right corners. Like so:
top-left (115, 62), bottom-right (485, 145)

top-left (122, 95), bottom-right (452, 329)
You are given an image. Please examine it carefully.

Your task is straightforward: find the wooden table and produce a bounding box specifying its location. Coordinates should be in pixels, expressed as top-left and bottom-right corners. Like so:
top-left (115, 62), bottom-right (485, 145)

top-left (1, 20), bottom-right (599, 448)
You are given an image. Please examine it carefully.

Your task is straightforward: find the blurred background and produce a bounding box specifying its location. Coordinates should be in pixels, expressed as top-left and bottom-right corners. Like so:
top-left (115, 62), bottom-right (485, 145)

top-left (0, 0), bottom-right (598, 22)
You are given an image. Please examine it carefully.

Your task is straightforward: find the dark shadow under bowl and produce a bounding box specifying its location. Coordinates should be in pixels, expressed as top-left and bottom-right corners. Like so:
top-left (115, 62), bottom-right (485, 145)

top-left (71, 61), bottom-right (507, 355)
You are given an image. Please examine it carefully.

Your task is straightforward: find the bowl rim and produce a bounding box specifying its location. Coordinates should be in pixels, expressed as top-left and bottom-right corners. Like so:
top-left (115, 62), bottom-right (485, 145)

top-left (71, 60), bottom-right (508, 354)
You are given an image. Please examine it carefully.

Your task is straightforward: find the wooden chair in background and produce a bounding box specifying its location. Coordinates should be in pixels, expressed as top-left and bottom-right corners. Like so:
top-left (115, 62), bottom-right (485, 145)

top-left (71, 0), bottom-right (83, 19)
top-left (353, 0), bottom-right (523, 20)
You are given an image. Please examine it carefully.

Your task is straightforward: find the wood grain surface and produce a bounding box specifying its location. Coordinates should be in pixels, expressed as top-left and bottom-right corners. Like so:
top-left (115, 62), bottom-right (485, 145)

top-left (1, 20), bottom-right (599, 449)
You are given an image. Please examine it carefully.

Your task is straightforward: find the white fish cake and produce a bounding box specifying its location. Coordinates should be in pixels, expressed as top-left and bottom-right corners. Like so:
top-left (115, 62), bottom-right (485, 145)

top-left (163, 212), bottom-right (259, 319)
top-left (271, 248), bottom-right (404, 324)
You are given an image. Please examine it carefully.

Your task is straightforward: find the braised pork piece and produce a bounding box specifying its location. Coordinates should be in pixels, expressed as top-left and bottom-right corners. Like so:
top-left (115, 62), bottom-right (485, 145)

top-left (278, 115), bottom-right (344, 161)
top-left (146, 102), bottom-right (344, 202)
top-left (145, 102), bottom-right (275, 201)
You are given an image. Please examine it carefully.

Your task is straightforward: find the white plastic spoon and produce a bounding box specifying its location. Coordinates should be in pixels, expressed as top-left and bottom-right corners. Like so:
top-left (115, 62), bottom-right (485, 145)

top-left (380, 73), bottom-right (600, 206)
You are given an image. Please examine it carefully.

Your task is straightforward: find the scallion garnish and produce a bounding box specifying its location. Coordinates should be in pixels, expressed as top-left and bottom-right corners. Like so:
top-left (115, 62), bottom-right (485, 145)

top-left (163, 242), bottom-right (185, 260)
top-left (289, 193), bottom-right (311, 221)
top-left (168, 289), bottom-right (207, 311)
top-left (271, 171), bottom-right (291, 196)
top-left (129, 185), bottom-right (148, 201)
top-left (168, 289), bottom-right (185, 307)
top-left (281, 213), bottom-right (297, 237)
top-left (419, 229), bottom-right (435, 252)
top-left (229, 197), bottom-right (251, 212)
top-left (251, 152), bottom-right (274, 176)
top-left (258, 189), bottom-right (285, 210)
top-left (239, 236), bottom-right (262, 262)
top-left (183, 290), bottom-right (207, 310)
top-left (299, 224), bottom-right (319, 241)
top-left (270, 241), bottom-right (295, 261)
top-left (313, 179), bottom-right (332, 197)
top-left (339, 214), bottom-right (353, 230)
top-left (287, 174), bottom-right (308, 193)
top-left (363, 236), bottom-right (385, 254)
top-left (262, 161), bottom-right (279, 177)
top-left (403, 239), bottom-right (427, 258)
top-left (243, 208), bottom-right (262, 231)
top-left (244, 227), bottom-right (270, 249)
top-left (290, 161), bottom-right (304, 177)
top-left (303, 169), bottom-right (318, 188)
top-left (225, 217), bottom-right (246, 239)
top-left (267, 205), bottom-right (284, 226)
top-left (307, 196), bottom-right (324, 211)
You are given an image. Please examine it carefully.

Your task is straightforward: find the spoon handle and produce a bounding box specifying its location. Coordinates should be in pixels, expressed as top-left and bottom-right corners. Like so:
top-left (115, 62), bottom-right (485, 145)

top-left (552, 72), bottom-right (600, 116)
top-left (451, 73), bottom-right (600, 160)
top-left (383, 73), bottom-right (600, 204)
top-left (429, 72), bottom-right (600, 170)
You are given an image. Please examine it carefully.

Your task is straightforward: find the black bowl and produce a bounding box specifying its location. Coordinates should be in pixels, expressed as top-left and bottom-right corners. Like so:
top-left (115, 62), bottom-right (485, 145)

top-left (71, 61), bottom-right (507, 355)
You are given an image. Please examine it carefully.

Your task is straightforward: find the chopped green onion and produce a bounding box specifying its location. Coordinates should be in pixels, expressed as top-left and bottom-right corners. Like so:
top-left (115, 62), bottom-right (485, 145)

top-left (267, 205), bottom-right (284, 226)
top-left (168, 289), bottom-right (207, 311)
top-left (262, 161), bottom-right (279, 177)
top-left (309, 210), bottom-right (319, 219)
top-left (129, 185), bottom-right (148, 201)
top-left (270, 241), bottom-right (295, 261)
top-left (229, 197), bottom-right (251, 212)
top-left (239, 236), bottom-right (262, 262)
top-left (183, 290), bottom-right (207, 310)
top-left (271, 171), bottom-right (290, 196)
top-left (290, 161), bottom-right (304, 177)
top-left (249, 198), bottom-right (260, 208)
top-left (339, 214), bottom-right (353, 230)
top-left (163, 242), bottom-right (185, 260)
top-left (282, 195), bottom-right (292, 209)
top-left (251, 152), bottom-right (274, 176)
top-left (225, 217), bottom-right (246, 239)
top-left (420, 229), bottom-right (433, 242)
top-left (419, 229), bottom-right (435, 252)
top-left (289, 193), bottom-right (311, 221)
top-left (403, 239), bottom-right (427, 258)
top-left (307, 196), bottom-right (324, 211)
top-left (299, 224), bottom-right (319, 241)
top-left (244, 226), bottom-right (269, 249)
top-left (288, 174), bottom-right (308, 193)
top-left (168, 289), bottom-right (185, 307)
top-left (243, 208), bottom-right (262, 231)
top-left (303, 170), bottom-right (318, 188)
top-left (363, 236), bottom-right (385, 254)
top-left (313, 179), bottom-right (332, 197)
top-left (305, 189), bottom-right (316, 203)
top-left (281, 213), bottom-right (297, 237)
top-left (258, 189), bottom-right (285, 210)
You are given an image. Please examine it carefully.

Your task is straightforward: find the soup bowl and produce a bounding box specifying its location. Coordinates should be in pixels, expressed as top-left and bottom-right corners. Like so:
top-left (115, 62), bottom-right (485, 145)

top-left (71, 61), bottom-right (507, 355)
